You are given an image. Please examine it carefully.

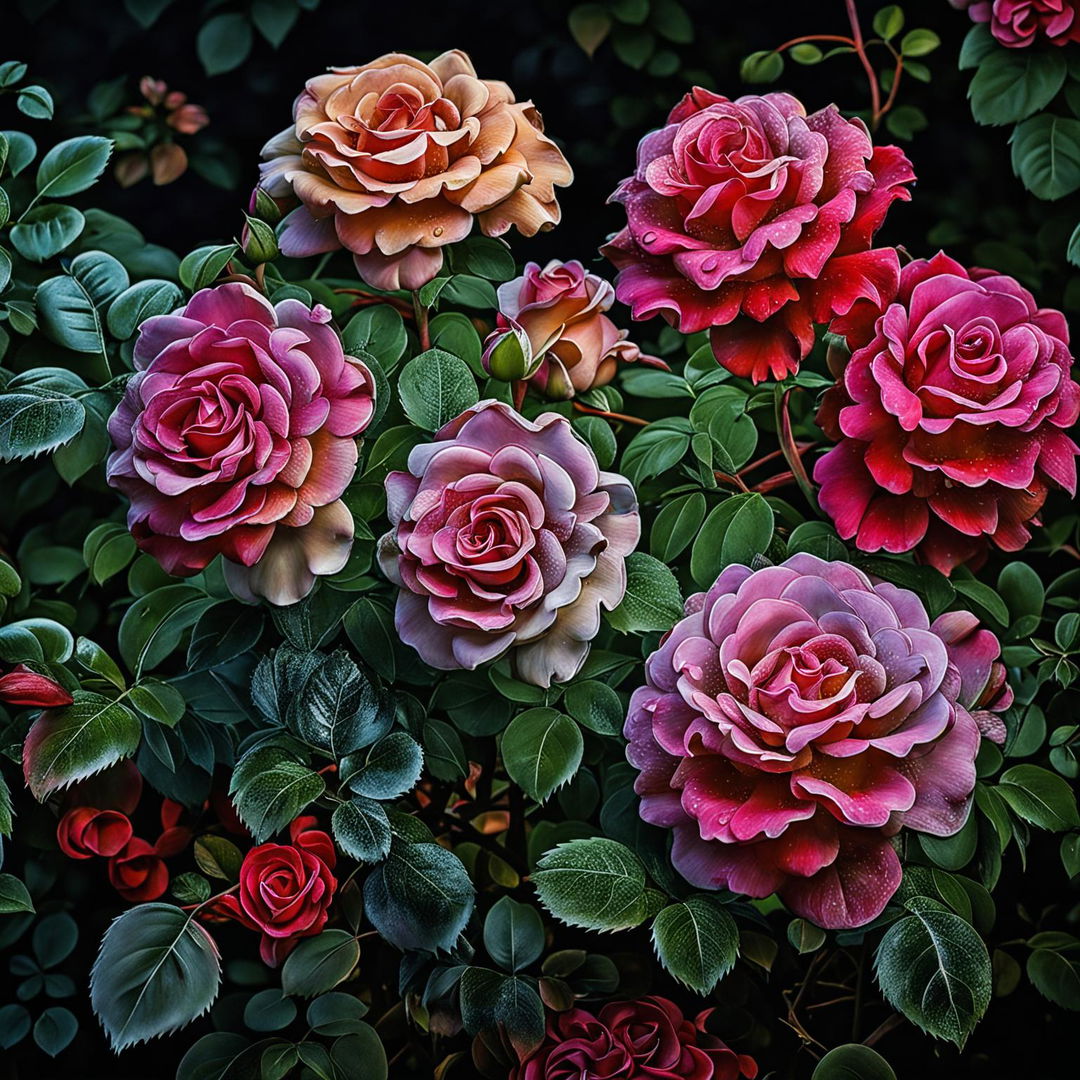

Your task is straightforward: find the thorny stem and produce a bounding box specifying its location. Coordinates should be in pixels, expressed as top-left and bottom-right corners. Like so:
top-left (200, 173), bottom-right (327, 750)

top-left (412, 291), bottom-right (432, 351)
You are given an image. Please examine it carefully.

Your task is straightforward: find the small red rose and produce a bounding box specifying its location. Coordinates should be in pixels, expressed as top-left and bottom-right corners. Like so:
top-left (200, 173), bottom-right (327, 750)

top-left (57, 807), bottom-right (133, 860)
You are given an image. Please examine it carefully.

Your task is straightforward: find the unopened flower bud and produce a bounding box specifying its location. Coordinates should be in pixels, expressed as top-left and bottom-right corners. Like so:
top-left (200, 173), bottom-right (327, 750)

top-left (482, 323), bottom-right (535, 382)
top-left (242, 213), bottom-right (279, 264)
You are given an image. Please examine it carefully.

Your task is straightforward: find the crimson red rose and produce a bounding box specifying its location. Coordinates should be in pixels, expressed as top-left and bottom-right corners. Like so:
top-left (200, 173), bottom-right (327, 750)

top-left (217, 817), bottom-right (337, 966)
top-left (0, 665), bottom-right (73, 708)
top-left (57, 807), bottom-right (133, 860)
top-left (513, 998), bottom-right (757, 1080)
top-left (108, 837), bottom-right (169, 901)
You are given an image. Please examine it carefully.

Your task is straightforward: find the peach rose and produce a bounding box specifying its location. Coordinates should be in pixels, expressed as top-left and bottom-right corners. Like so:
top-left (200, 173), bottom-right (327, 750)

top-left (260, 50), bottom-right (573, 291)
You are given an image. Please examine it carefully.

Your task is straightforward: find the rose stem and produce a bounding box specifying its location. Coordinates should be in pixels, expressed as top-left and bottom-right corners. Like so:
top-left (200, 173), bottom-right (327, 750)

top-left (774, 385), bottom-right (818, 510)
top-left (572, 402), bottom-right (649, 427)
top-left (412, 291), bottom-right (432, 350)
top-left (844, 0), bottom-right (883, 127)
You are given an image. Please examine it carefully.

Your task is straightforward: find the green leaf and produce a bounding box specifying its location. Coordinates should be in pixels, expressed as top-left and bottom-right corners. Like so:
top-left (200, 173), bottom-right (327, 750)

top-left (341, 304), bottom-right (407, 370)
top-left (0, 388), bottom-right (84, 461)
top-left (17, 86), bottom-right (54, 120)
top-left (129, 679), bottom-right (186, 727)
top-left (0, 873), bottom-right (35, 914)
top-left (423, 718), bottom-right (468, 781)
top-left (118, 585), bottom-right (217, 674)
top-left (32, 1007), bottom-right (76, 1057)
top-left (900, 28), bottom-right (940, 56)
top-left (22, 691), bottom-right (141, 801)
top-left (502, 708), bottom-right (583, 803)
top-left (533, 837), bottom-right (648, 931)
top-left (968, 50), bottom-right (1067, 126)
top-left (363, 836), bottom-right (475, 952)
top-left (290, 650), bottom-right (386, 758)
top-left (741, 50), bottom-right (783, 83)
top-left (691, 493), bottom-right (773, 588)
top-left (252, 0), bottom-right (300, 47)
top-left (243, 988), bottom-right (296, 1032)
top-left (873, 5), bottom-right (904, 40)
top-left (9, 204), bottom-right (84, 261)
top-left (0, 130), bottom-right (36, 176)
top-left (230, 752), bottom-right (325, 842)
top-left (197, 12), bottom-right (254, 75)
top-left (36, 251), bottom-right (127, 356)
top-left (91, 904), bottom-right (221, 1051)
top-left (1011, 114), bottom-right (1080, 200)
top-left (484, 896), bottom-right (545, 973)
top-left (342, 731), bottom-right (424, 801)
top-left (788, 917), bottom-right (827, 954)
top-left (194, 835), bottom-right (243, 881)
top-left (331, 796), bottom-right (391, 863)
top-left (306, 992), bottom-right (369, 1035)
top-left (606, 552), bottom-right (683, 634)
top-left (652, 895), bottom-right (739, 994)
top-left (397, 348), bottom-right (479, 432)
top-left (281, 930), bottom-right (360, 997)
top-left (562, 679), bottom-right (623, 737)
top-left (812, 1044), bottom-right (897, 1080)
top-left (0, 62), bottom-right (27, 87)
top-left (178, 244), bottom-right (238, 291)
top-left (1027, 948), bottom-right (1080, 1010)
top-left (459, 967), bottom-right (545, 1058)
top-left (569, 4), bottom-right (612, 57)
top-left (998, 765), bottom-right (1080, 831)
top-left (875, 905), bottom-right (991, 1048)
top-left (107, 279), bottom-right (183, 340)
top-left (35, 136), bottom-right (112, 198)
top-left (959, 24), bottom-right (995, 70)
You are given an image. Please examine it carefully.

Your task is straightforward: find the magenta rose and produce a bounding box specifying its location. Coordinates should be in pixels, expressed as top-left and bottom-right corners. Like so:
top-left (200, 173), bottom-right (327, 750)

top-left (482, 259), bottom-right (662, 398)
top-left (513, 998), bottom-right (758, 1080)
top-left (601, 89), bottom-right (914, 383)
top-left (955, 0), bottom-right (1080, 47)
top-left (107, 283), bottom-right (376, 605)
top-left (814, 252), bottom-right (1080, 574)
top-left (624, 555), bottom-right (1011, 929)
top-left (378, 400), bottom-right (640, 687)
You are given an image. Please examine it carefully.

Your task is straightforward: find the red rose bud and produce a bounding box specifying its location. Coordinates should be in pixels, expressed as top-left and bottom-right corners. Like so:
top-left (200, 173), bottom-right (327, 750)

top-left (57, 807), bottom-right (133, 860)
top-left (0, 665), bottom-right (74, 708)
top-left (108, 837), bottom-right (169, 901)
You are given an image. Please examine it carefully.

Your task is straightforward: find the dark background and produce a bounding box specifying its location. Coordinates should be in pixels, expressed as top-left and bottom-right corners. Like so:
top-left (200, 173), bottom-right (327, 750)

top-left (3, 1), bottom-right (1077, 1077)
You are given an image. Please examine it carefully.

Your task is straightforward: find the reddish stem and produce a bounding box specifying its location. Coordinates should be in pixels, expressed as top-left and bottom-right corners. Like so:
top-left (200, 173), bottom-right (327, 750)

top-left (880, 51), bottom-right (904, 120)
top-left (412, 292), bottom-right (431, 350)
top-left (776, 387), bottom-right (818, 508)
top-left (844, 0), bottom-right (882, 127)
top-left (775, 33), bottom-right (855, 51)
top-left (715, 470), bottom-right (753, 494)
top-left (512, 380), bottom-right (527, 411)
top-left (572, 402), bottom-right (649, 427)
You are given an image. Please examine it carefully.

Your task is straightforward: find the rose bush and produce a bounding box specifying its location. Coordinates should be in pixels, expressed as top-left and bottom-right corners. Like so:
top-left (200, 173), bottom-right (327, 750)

top-left (602, 89), bottom-right (914, 381)
top-left (379, 399), bottom-right (640, 686)
top-left (260, 50), bottom-right (573, 290)
top-left (624, 555), bottom-right (1010, 928)
top-left (513, 997), bottom-right (758, 1080)
top-left (951, 0), bottom-right (1080, 46)
top-left (481, 259), bottom-right (661, 398)
top-left (814, 252), bottom-right (1080, 573)
top-left (106, 282), bottom-right (377, 605)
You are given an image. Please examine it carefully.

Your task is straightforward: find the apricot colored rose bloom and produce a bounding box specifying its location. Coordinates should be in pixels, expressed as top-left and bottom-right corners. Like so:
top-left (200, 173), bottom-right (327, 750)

top-left (482, 259), bottom-right (662, 398)
top-left (107, 283), bottom-right (376, 606)
top-left (624, 555), bottom-right (1010, 928)
top-left (260, 50), bottom-right (573, 291)
top-left (953, 0), bottom-right (1080, 46)
top-left (814, 253), bottom-right (1080, 573)
top-left (514, 997), bottom-right (758, 1080)
top-left (602, 89), bottom-right (914, 382)
top-left (379, 400), bottom-right (640, 687)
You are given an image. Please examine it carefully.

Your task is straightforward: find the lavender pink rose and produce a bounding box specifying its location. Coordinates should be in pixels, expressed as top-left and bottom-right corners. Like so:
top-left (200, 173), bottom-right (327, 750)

top-left (602, 89), bottom-right (914, 382)
top-left (815, 252), bottom-right (1080, 573)
top-left (107, 283), bottom-right (376, 605)
top-left (624, 554), bottom-right (1010, 929)
top-left (378, 400), bottom-right (640, 687)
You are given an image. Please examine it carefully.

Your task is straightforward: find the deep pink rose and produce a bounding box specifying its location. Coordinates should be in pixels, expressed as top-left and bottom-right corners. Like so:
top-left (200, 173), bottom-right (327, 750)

top-left (602, 89), bottom-right (914, 383)
top-left (624, 555), bottom-right (1011, 929)
top-left (379, 400), bottom-right (640, 687)
top-left (814, 252), bottom-right (1080, 573)
top-left (482, 260), bottom-right (662, 398)
top-left (107, 283), bottom-right (377, 605)
top-left (956, 0), bottom-right (1080, 47)
top-left (513, 998), bottom-right (758, 1080)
